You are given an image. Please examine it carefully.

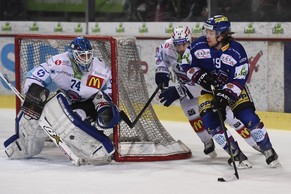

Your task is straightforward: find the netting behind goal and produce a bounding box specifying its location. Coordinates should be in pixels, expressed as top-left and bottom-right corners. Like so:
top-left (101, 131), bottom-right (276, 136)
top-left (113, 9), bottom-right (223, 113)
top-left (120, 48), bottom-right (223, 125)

top-left (14, 34), bottom-right (191, 162)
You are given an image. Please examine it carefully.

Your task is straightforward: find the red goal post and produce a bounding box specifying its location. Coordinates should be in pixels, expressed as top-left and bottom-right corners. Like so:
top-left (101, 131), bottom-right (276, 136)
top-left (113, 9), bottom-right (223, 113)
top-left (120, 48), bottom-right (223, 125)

top-left (14, 34), bottom-right (192, 162)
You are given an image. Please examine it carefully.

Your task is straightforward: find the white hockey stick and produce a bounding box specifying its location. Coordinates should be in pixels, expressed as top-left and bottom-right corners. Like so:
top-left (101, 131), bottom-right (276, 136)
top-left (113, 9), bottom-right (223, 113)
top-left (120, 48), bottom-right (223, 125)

top-left (0, 71), bottom-right (82, 165)
top-left (38, 116), bottom-right (82, 165)
top-left (0, 71), bottom-right (24, 101)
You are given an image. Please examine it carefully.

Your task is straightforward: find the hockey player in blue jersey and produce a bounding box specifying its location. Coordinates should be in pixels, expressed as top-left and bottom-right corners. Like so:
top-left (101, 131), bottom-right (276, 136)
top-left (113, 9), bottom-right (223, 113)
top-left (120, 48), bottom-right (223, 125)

top-left (186, 15), bottom-right (280, 168)
top-left (156, 26), bottom-right (262, 163)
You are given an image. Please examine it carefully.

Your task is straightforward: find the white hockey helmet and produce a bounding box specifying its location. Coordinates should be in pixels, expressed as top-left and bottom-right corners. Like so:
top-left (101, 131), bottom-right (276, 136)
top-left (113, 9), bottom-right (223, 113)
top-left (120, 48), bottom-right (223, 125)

top-left (171, 26), bottom-right (192, 45)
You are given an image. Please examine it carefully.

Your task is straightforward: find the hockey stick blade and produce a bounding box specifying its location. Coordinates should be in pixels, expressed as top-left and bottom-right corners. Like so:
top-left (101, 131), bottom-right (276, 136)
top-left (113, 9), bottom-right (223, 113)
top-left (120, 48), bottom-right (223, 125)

top-left (217, 174), bottom-right (238, 182)
top-left (120, 110), bottom-right (134, 128)
top-left (120, 83), bottom-right (163, 128)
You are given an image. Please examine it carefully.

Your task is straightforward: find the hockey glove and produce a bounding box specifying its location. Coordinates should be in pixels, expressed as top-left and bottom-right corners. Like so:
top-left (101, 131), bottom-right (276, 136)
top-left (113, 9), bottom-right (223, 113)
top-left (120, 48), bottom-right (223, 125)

top-left (155, 72), bottom-right (170, 88)
top-left (159, 85), bottom-right (186, 107)
top-left (192, 70), bottom-right (218, 91)
top-left (94, 91), bottom-right (121, 129)
top-left (22, 83), bottom-right (50, 120)
top-left (96, 102), bottom-right (120, 129)
top-left (211, 89), bottom-right (232, 120)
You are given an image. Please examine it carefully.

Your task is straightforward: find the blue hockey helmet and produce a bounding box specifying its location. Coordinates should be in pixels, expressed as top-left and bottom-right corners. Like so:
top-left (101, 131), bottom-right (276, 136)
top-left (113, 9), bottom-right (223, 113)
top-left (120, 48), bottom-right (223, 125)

top-left (203, 15), bottom-right (231, 35)
top-left (68, 36), bottom-right (93, 72)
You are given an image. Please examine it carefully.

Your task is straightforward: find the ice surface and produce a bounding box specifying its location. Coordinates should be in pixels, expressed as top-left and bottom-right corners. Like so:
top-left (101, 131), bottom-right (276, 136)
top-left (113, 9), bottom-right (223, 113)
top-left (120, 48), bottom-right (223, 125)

top-left (0, 109), bottom-right (290, 194)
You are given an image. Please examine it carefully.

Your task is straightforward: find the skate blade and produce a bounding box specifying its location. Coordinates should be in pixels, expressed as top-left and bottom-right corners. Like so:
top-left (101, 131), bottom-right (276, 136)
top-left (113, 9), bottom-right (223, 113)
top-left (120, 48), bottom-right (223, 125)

top-left (269, 160), bottom-right (281, 168)
top-left (230, 160), bottom-right (252, 169)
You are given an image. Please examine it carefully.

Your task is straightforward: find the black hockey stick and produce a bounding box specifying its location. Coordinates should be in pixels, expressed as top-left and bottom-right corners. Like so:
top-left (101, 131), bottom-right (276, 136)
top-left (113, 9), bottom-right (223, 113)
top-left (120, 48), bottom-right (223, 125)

top-left (120, 83), bottom-right (163, 128)
top-left (211, 86), bottom-right (239, 182)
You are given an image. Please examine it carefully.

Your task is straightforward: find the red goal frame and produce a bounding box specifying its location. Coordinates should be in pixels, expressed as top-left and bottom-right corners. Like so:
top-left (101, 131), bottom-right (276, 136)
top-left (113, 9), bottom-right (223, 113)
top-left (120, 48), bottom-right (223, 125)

top-left (13, 34), bottom-right (192, 162)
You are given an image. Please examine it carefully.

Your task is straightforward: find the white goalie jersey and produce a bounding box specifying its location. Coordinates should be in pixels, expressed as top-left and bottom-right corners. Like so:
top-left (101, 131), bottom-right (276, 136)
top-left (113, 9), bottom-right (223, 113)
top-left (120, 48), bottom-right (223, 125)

top-left (4, 51), bottom-right (116, 165)
top-left (24, 52), bottom-right (112, 103)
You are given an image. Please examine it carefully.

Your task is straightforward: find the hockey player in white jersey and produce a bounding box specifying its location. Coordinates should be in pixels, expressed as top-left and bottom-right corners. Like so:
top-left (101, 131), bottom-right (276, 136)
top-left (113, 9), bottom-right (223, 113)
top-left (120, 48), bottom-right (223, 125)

top-left (155, 26), bottom-right (261, 164)
top-left (4, 36), bottom-right (120, 165)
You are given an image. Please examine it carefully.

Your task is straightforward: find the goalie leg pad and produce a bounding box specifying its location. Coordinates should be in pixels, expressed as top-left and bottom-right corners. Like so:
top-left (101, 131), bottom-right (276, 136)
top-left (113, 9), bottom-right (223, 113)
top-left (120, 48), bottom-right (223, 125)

top-left (40, 93), bottom-right (115, 164)
top-left (4, 111), bottom-right (47, 159)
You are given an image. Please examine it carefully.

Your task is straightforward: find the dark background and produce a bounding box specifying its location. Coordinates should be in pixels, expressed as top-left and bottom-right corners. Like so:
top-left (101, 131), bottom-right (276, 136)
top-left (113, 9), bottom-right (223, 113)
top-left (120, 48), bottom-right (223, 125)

top-left (1, 0), bottom-right (291, 22)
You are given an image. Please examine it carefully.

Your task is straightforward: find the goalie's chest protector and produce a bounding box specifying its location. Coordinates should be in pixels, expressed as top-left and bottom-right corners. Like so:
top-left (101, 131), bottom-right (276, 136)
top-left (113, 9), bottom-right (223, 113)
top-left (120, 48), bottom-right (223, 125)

top-left (80, 60), bottom-right (111, 99)
top-left (50, 57), bottom-right (110, 101)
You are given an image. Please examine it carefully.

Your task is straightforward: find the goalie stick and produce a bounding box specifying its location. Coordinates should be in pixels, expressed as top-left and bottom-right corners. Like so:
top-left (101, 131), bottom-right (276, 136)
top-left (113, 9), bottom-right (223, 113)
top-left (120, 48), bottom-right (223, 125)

top-left (0, 71), bottom-right (49, 120)
top-left (0, 71), bottom-right (23, 101)
top-left (211, 85), bottom-right (239, 182)
top-left (0, 71), bottom-right (82, 165)
top-left (120, 83), bottom-right (163, 128)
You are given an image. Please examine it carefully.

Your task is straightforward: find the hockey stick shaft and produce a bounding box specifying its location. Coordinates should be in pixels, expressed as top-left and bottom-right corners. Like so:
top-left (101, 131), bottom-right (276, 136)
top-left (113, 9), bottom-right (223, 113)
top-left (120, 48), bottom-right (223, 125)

top-left (0, 71), bottom-right (24, 101)
top-left (120, 83), bottom-right (163, 128)
top-left (211, 86), bottom-right (239, 179)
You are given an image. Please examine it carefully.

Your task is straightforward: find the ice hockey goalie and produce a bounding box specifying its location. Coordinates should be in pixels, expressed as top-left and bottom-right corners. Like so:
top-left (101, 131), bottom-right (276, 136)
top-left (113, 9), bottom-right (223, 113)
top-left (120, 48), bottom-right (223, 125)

top-left (4, 36), bottom-right (121, 165)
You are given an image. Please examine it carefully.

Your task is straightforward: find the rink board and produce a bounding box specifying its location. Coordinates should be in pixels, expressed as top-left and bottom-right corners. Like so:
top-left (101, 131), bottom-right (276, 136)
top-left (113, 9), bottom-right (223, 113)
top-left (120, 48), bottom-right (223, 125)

top-left (1, 95), bottom-right (290, 131)
top-left (153, 105), bottom-right (291, 131)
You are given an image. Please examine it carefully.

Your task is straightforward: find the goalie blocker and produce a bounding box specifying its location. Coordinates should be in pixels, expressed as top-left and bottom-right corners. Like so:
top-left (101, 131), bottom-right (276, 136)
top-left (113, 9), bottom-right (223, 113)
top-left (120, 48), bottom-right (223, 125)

top-left (4, 84), bottom-right (115, 165)
top-left (21, 83), bottom-right (50, 120)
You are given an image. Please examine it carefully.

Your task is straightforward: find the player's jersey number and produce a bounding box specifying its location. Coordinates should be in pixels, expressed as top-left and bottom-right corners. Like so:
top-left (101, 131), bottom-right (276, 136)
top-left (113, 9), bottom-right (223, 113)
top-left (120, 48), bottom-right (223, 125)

top-left (71, 79), bottom-right (81, 91)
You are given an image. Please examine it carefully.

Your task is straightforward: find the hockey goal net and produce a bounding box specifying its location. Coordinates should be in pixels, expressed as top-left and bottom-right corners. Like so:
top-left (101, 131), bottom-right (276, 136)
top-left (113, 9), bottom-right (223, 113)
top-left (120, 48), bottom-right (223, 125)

top-left (14, 34), bottom-right (191, 162)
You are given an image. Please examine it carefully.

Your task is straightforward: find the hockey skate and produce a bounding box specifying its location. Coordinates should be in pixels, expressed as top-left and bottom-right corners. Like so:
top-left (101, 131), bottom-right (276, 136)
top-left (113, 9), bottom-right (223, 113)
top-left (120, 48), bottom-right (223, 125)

top-left (264, 148), bottom-right (281, 168)
top-left (228, 149), bottom-right (252, 169)
top-left (203, 139), bottom-right (217, 159)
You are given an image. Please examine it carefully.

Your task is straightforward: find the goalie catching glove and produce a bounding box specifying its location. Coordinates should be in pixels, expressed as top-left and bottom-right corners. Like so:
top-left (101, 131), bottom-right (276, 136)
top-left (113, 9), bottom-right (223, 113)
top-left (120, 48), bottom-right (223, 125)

top-left (159, 84), bottom-right (187, 107)
top-left (93, 91), bottom-right (121, 129)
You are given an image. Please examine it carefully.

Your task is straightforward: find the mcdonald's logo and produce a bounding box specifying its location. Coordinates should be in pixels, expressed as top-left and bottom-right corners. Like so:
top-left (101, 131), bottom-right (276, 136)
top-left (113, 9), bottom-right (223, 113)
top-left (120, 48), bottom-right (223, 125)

top-left (238, 127), bottom-right (251, 138)
top-left (86, 75), bottom-right (104, 89)
top-left (190, 118), bottom-right (204, 132)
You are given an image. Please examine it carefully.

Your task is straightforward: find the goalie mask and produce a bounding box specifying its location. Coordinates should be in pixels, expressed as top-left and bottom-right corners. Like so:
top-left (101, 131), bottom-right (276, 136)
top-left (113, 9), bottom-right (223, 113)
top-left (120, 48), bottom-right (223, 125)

top-left (68, 36), bottom-right (93, 72)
